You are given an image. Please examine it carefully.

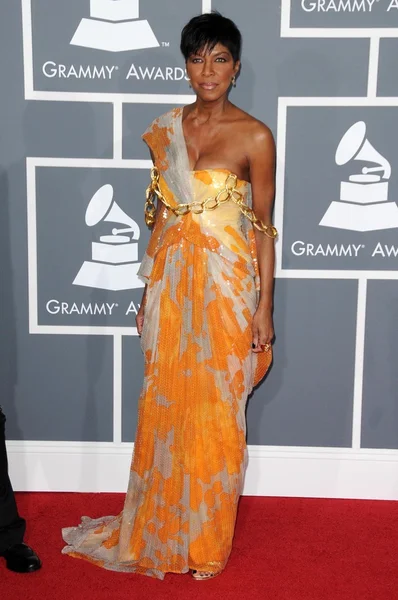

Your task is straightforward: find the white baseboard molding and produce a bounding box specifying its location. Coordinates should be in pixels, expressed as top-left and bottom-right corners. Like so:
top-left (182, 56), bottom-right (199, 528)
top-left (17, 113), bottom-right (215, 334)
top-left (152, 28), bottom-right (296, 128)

top-left (6, 441), bottom-right (398, 500)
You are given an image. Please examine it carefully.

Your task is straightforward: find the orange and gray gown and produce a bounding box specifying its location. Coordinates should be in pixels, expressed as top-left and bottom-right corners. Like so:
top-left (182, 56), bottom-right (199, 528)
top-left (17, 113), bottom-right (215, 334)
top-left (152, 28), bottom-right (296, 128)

top-left (62, 107), bottom-right (271, 579)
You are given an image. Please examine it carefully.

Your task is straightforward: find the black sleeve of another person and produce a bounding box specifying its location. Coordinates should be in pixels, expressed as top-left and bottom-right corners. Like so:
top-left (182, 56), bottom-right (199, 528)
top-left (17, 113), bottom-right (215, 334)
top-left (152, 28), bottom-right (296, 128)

top-left (0, 407), bottom-right (26, 553)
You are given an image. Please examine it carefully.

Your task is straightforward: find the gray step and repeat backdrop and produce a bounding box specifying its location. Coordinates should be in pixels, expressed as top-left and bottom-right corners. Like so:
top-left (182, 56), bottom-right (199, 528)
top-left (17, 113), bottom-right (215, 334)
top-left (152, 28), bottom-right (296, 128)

top-left (2, 0), bottom-right (398, 499)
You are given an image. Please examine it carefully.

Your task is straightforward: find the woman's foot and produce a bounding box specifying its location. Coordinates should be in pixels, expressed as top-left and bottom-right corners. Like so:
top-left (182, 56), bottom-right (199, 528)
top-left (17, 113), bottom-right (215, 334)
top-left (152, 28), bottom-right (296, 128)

top-left (191, 569), bottom-right (222, 581)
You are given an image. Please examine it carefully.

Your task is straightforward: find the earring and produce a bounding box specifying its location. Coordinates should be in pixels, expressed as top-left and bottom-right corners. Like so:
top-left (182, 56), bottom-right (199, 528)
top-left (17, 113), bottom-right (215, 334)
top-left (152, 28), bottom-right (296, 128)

top-left (231, 76), bottom-right (236, 87)
top-left (188, 79), bottom-right (192, 88)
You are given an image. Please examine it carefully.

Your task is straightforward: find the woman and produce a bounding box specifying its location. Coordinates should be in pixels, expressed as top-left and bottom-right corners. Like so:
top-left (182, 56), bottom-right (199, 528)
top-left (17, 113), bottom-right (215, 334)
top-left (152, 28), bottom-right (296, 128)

top-left (62, 12), bottom-right (277, 581)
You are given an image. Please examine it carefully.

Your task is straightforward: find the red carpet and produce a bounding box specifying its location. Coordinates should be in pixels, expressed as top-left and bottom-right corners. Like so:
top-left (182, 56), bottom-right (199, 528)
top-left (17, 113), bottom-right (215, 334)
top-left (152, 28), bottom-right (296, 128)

top-left (3, 493), bottom-right (398, 600)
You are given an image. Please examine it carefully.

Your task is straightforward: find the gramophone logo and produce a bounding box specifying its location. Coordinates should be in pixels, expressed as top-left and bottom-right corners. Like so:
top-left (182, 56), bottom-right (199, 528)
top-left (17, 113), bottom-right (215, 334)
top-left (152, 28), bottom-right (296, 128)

top-left (70, 0), bottom-right (160, 52)
top-left (320, 121), bottom-right (398, 232)
top-left (73, 184), bottom-right (144, 291)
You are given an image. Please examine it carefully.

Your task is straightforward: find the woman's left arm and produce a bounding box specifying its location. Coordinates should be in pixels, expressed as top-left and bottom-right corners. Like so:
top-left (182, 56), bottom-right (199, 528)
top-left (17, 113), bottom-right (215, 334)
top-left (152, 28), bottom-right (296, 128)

top-left (248, 123), bottom-right (276, 353)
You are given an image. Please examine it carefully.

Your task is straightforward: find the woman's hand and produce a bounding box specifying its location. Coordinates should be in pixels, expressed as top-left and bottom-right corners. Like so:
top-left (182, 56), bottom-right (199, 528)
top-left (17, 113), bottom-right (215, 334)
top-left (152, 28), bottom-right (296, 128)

top-left (251, 305), bottom-right (274, 353)
top-left (136, 304), bottom-right (145, 336)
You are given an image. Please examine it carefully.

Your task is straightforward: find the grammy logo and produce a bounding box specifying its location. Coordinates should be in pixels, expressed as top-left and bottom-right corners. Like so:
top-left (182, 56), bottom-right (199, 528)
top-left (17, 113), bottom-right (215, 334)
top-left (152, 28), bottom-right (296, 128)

top-left (320, 121), bottom-right (398, 232)
top-left (70, 0), bottom-right (159, 53)
top-left (73, 184), bottom-right (144, 291)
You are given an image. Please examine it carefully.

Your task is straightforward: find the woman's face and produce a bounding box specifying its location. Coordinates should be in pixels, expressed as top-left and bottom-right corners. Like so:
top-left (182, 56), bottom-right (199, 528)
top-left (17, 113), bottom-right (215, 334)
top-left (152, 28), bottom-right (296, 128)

top-left (186, 43), bottom-right (240, 101)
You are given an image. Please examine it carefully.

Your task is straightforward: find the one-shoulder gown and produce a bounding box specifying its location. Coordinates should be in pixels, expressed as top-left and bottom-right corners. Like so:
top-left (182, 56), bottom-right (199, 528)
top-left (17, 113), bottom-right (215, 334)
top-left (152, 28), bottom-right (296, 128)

top-left (62, 107), bottom-right (271, 579)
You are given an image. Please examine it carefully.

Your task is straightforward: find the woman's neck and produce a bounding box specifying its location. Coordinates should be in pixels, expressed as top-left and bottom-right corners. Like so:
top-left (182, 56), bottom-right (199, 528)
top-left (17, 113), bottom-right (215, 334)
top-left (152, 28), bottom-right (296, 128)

top-left (190, 96), bottom-right (231, 123)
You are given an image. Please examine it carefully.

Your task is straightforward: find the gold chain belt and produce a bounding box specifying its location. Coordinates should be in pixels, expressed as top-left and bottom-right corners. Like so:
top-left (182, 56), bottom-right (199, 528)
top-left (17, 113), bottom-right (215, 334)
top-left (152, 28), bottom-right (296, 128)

top-left (144, 167), bottom-right (278, 239)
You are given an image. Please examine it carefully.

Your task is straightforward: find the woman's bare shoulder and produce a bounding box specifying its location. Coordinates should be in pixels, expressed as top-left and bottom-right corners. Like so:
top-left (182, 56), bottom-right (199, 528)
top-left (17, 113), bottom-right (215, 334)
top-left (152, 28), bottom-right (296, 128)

top-left (229, 106), bottom-right (273, 145)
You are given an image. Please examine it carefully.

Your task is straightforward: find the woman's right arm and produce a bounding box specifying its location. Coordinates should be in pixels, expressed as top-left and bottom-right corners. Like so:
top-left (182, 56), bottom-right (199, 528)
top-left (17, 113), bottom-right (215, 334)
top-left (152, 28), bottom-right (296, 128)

top-left (136, 149), bottom-right (158, 335)
top-left (136, 285), bottom-right (147, 335)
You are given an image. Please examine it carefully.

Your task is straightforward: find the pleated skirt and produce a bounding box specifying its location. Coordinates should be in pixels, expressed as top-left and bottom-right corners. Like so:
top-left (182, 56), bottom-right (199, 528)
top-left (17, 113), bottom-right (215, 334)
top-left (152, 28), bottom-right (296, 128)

top-left (62, 239), bottom-right (269, 579)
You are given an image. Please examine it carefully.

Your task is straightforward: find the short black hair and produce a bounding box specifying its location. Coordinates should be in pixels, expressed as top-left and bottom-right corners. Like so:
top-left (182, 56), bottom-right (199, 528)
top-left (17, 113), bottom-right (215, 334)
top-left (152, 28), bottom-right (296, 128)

top-left (180, 12), bottom-right (242, 64)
